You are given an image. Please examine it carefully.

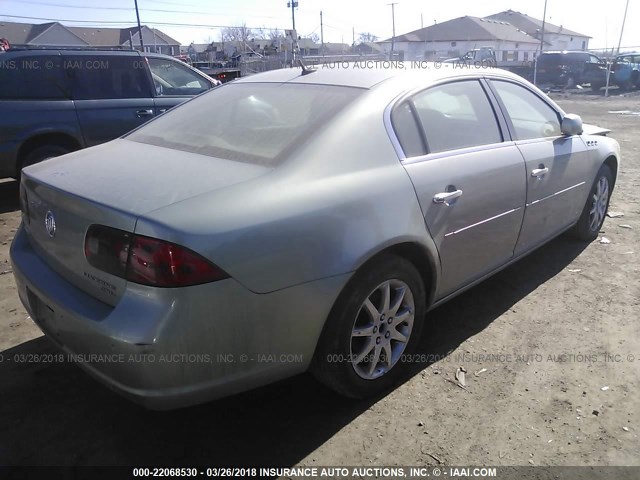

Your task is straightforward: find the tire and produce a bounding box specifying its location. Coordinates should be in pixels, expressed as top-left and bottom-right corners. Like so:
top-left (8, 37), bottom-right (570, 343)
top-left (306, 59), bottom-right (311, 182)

top-left (618, 80), bottom-right (632, 91)
top-left (22, 144), bottom-right (70, 171)
top-left (312, 254), bottom-right (426, 399)
top-left (590, 82), bottom-right (603, 92)
top-left (572, 164), bottom-right (613, 241)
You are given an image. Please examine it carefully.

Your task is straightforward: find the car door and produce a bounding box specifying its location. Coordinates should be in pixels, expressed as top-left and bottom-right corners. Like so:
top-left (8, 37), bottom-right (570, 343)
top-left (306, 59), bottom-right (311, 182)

top-left (66, 53), bottom-right (155, 146)
top-left (146, 57), bottom-right (213, 115)
top-left (392, 79), bottom-right (527, 298)
top-left (488, 79), bottom-right (591, 256)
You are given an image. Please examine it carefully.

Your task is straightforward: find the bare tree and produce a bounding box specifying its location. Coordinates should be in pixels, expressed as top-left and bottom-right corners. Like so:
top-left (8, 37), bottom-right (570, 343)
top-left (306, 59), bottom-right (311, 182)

top-left (358, 32), bottom-right (379, 43)
top-left (221, 24), bottom-right (254, 43)
top-left (305, 32), bottom-right (320, 44)
top-left (267, 29), bottom-right (283, 41)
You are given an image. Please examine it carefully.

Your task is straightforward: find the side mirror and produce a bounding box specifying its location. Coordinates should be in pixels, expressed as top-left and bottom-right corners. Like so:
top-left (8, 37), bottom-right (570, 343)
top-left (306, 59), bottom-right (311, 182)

top-left (561, 114), bottom-right (583, 136)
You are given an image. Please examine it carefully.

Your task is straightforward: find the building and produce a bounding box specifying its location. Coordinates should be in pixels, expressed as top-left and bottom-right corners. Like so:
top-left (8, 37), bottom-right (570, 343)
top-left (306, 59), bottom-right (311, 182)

top-left (0, 21), bottom-right (180, 55)
top-left (379, 11), bottom-right (590, 63)
top-left (485, 10), bottom-right (590, 51)
top-left (379, 16), bottom-right (540, 62)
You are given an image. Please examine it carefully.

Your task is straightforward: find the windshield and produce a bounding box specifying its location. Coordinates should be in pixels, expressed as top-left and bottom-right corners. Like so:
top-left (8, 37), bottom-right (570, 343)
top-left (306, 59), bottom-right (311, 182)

top-left (127, 82), bottom-right (363, 166)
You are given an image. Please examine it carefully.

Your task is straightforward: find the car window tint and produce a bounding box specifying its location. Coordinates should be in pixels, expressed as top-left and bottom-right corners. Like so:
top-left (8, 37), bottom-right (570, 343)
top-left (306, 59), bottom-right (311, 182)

top-left (0, 55), bottom-right (69, 99)
top-left (391, 101), bottom-right (426, 158)
top-left (65, 55), bottom-right (151, 100)
top-left (492, 80), bottom-right (561, 140)
top-left (127, 83), bottom-right (362, 166)
top-left (410, 80), bottom-right (502, 153)
top-left (148, 58), bottom-right (209, 96)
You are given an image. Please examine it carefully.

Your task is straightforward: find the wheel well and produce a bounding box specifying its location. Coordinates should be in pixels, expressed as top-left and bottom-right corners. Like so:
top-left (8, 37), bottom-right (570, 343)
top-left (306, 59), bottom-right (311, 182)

top-left (604, 155), bottom-right (618, 188)
top-left (362, 242), bottom-right (437, 308)
top-left (17, 133), bottom-right (81, 169)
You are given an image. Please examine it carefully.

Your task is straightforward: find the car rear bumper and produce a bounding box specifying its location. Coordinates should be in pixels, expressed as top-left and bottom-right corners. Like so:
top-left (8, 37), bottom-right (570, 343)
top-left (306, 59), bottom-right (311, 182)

top-left (10, 224), bottom-right (348, 409)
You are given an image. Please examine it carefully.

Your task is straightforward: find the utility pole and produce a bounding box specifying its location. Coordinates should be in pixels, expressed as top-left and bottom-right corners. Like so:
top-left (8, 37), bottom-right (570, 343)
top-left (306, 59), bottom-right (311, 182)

top-left (134, 0), bottom-right (144, 51)
top-left (616, 0), bottom-right (630, 55)
top-left (606, 0), bottom-right (630, 97)
top-left (352, 26), bottom-right (355, 47)
top-left (388, 2), bottom-right (397, 60)
top-left (287, 1), bottom-right (299, 65)
top-left (533, 0), bottom-right (548, 85)
top-left (287, 1), bottom-right (298, 31)
top-left (320, 10), bottom-right (324, 56)
top-left (421, 13), bottom-right (423, 29)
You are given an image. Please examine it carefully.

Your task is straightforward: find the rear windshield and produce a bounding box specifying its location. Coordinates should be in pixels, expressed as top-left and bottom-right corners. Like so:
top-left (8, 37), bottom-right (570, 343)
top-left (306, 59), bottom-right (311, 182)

top-left (127, 82), bottom-right (362, 166)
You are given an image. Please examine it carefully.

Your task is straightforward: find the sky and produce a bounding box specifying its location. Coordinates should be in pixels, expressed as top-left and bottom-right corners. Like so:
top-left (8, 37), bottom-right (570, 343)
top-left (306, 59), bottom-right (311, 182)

top-left (1, 0), bottom-right (638, 50)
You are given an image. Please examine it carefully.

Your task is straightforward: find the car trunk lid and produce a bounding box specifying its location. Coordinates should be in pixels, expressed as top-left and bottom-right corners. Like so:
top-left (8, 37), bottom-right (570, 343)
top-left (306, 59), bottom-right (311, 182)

top-left (21, 139), bottom-right (272, 305)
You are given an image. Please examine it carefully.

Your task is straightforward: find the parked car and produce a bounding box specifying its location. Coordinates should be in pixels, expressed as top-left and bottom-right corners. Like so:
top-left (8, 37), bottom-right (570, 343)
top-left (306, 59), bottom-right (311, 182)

top-left (611, 52), bottom-right (640, 90)
top-left (0, 48), bottom-right (219, 179)
top-left (11, 65), bottom-right (619, 409)
top-left (536, 51), bottom-right (609, 90)
top-left (443, 47), bottom-right (497, 67)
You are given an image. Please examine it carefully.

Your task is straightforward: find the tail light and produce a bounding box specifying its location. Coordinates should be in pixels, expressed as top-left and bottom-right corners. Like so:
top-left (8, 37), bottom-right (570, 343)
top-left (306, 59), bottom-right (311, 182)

top-left (84, 225), bottom-right (229, 288)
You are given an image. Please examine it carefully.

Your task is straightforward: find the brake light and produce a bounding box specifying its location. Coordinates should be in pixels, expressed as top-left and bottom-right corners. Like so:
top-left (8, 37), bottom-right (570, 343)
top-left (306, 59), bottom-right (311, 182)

top-left (84, 225), bottom-right (229, 287)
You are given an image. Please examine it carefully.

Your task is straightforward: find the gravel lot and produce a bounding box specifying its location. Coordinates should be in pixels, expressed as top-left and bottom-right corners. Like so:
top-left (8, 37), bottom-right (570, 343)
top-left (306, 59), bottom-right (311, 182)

top-left (0, 90), bottom-right (638, 468)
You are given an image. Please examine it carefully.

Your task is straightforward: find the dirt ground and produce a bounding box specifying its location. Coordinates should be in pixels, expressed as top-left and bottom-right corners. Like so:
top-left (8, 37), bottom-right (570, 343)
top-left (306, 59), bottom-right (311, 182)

top-left (0, 90), bottom-right (638, 469)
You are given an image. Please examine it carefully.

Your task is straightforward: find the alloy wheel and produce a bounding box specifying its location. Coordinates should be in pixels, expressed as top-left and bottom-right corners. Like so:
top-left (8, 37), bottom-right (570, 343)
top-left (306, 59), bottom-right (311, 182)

top-left (589, 176), bottom-right (609, 232)
top-left (350, 279), bottom-right (415, 380)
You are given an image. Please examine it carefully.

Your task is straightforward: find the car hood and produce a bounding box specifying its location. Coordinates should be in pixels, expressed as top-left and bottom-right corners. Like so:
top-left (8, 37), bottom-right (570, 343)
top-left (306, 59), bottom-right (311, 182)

top-left (22, 139), bottom-right (272, 216)
top-left (582, 123), bottom-right (611, 136)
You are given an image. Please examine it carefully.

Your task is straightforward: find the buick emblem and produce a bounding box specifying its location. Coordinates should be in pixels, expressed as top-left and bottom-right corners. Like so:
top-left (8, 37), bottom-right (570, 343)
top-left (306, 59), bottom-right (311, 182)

top-left (45, 211), bottom-right (56, 238)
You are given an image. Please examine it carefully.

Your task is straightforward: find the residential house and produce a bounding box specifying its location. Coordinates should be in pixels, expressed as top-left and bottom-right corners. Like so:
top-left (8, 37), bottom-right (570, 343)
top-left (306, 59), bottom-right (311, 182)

top-left (323, 42), bottom-right (352, 55)
top-left (0, 21), bottom-right (180, 55)
top-left (354, 42), bottom-right (386, 56)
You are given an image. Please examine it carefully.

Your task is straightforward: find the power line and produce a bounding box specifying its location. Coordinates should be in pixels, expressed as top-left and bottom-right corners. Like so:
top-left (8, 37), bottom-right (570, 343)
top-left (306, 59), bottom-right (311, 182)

top-left (4, 0), bottom-right (283, 20)
top-left (0, 13), bottom-right (285, 30)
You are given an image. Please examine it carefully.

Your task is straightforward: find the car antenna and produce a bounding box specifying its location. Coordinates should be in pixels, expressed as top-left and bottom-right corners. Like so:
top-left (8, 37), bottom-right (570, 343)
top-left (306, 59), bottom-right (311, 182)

top-left (297, 58), bottom-right (316, 75)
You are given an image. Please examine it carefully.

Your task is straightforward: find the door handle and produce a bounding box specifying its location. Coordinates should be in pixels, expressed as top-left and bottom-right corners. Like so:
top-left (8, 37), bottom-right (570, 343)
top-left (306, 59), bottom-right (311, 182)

top-left (136, 109), bottom-right (154, 118)
top-left (433, 189), bottom-right (463, 205)
top-left (531, 167), bottom-right (549, 178)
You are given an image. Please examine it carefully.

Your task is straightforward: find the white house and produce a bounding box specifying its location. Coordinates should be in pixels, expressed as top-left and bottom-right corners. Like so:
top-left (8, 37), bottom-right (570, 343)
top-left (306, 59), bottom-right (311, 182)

top-left (485, 10), bottom-right (590, 52)
top-left (379, 16), bottom-right (541, 62)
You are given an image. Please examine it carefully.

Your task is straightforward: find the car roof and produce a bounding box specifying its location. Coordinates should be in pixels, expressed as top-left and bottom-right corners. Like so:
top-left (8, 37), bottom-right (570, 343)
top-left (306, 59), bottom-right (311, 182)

top-left (234, 62), bottom-right (524, 89)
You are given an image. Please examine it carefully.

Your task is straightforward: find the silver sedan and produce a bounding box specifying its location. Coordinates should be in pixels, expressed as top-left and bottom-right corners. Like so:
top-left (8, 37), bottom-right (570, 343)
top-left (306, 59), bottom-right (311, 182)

top-left (10, 64), bottom-right (620, 409)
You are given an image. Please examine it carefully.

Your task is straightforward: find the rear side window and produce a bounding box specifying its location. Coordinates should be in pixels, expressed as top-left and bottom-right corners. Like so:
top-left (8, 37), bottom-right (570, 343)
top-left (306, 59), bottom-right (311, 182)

top-left (491, 80), bottom-right (561, 140)
top-left (0, 55), bottom-right (69, 99)
top-left (391, 102), bottom-right (426, 158)
top-left (127, 83), bottom-right (362, 166)
top-left (410, 80), bottom-right (502, 153)
top-left (65, 55), bottom-right (151, 100)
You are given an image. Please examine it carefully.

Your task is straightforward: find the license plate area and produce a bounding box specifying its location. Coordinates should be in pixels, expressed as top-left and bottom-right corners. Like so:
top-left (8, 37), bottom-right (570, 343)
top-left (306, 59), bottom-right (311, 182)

top-left (26, 287), bottom-right (55, 325)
